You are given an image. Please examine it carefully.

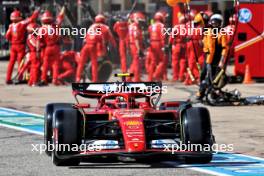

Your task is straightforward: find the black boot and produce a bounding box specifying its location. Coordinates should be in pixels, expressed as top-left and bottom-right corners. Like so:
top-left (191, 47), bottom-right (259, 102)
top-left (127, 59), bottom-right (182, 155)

top-left (38, 80), bottom-right (48, 86)
top-left (6, 80), bottom-right (13, 85)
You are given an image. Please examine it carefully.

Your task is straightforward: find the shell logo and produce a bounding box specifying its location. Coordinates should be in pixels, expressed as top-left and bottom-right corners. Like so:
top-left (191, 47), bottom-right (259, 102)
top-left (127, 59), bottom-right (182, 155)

top-left (124, 121), bottom-right (142, 126)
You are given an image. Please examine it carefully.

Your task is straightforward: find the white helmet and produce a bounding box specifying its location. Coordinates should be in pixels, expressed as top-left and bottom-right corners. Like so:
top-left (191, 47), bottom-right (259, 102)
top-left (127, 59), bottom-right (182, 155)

top-left (209, 14), bottom-right (223, 27)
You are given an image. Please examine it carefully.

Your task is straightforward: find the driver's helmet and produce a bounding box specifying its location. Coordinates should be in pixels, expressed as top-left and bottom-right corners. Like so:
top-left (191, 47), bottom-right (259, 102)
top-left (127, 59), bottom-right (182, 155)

top-left (115, 96), bottom-right (127, 108)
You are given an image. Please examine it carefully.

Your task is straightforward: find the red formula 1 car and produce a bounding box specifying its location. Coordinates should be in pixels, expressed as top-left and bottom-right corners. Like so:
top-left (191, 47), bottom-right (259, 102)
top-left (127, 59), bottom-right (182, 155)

top-left (44, 73), bottom-right (214, 166)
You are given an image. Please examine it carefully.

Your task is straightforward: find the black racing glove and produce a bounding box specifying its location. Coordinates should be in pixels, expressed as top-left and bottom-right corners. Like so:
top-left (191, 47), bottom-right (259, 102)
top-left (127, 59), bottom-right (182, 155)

top-left (162, 45), bottom-right (171, 53)
top-left (139, 50), bottom-right (145, 57)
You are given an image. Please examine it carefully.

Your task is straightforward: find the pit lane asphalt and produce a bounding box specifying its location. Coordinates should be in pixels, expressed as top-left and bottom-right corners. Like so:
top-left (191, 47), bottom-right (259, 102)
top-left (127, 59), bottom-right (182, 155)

top-left (0, 61), bottom-right (264, 176)
top-left (0, 126), bottom-right (209, 176)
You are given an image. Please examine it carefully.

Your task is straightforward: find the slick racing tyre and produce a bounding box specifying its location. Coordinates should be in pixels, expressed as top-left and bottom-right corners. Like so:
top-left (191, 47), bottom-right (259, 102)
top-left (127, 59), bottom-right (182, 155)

top-left (44, 103), bottom-right (73, 156)
top-left (84, 59), bottom-right (113, 82)
top-left (52, 108), bottom-right (82, 166)
top-left (181, 107), bottom-right (214, 164)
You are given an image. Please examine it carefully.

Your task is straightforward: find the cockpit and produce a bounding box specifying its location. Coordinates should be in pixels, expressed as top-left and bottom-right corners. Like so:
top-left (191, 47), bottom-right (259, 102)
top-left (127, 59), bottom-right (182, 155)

top-left (98, 93), bottom-right (151, 110)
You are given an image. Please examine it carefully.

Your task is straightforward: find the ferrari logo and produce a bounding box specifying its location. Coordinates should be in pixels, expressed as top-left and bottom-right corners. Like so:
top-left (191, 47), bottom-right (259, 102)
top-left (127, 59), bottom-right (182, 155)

top-left (124, 121), bottom-right (142, 126)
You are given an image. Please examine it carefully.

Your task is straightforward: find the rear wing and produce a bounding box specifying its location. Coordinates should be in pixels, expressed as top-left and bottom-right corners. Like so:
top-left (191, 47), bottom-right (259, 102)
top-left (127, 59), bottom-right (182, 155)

top-left (72, 82), bottom-right (162, 98)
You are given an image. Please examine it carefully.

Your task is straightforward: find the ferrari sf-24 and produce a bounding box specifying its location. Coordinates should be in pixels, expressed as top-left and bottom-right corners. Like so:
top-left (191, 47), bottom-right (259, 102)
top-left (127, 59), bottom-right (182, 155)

top-left (44, 73), bottom-right (215, 166)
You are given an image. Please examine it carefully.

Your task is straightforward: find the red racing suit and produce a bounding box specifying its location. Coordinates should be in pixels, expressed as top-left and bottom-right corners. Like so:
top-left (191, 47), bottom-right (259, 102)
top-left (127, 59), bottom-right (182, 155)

top-left (113, 21), bottom-right (128, 72)
top-left (145, 47), bottom-right (151, 75)
top-left (96, 23), bottom-right (117, 57)
top-left (185, 22), bottom-right (203, 85)
top-left (225, 24), bottom-right (235, 58)
top-left (128, 22), bottom-right (143, 82)
top-left (169, 24), bottom-right (187, 81)
top-left (148, 21), bottom-right (165, 81)
top-left (39, 13), bottom-right (64, 85)
top-left (58, 51), bottom-right (77, 81)
top-left (76, 24), bottom-right (104, 82)
top-left (162, 45), bottom-right (169, 81)
top-left (27, 33), bottom-right (40, 86)
top-left (5, 10), bottom-right (39, 83)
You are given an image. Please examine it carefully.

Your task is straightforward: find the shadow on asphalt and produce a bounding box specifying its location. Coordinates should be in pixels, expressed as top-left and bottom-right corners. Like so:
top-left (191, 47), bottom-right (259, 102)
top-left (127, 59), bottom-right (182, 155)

top-left (69, 160), bottom-right (260, 169)
top-left (69, 162), bottom-right (180, 169)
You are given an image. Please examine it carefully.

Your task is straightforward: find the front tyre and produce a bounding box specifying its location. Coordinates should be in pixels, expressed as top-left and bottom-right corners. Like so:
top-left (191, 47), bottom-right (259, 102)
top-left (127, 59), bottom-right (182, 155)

top-left (52, 108), bottom-right (82, 166)
top-left (181, 107), bottom-right (214, 164)
top-left (44, 103), bottom-right (73, 156)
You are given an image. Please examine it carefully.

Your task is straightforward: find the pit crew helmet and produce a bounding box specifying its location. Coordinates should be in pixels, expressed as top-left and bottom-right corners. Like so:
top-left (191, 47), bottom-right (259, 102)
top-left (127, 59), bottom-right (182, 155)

top-left (11, 10), bottom-right (22, 22)
top-left (154, 12), bottom-right (165, 23)
top-left (209, 14), bottom-right (223, 28)
top-left (41, 10), bottom-right (54, 24)
top-left (95, 14), bottom-right (106, 24)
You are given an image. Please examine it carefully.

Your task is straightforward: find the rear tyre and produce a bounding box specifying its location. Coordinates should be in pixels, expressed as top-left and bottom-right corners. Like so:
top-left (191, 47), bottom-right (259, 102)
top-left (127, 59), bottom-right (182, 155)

top-left (85, 59), bottom-right (113, 82)
top-left (181, 107), bottom-right (213, 164)
top-left (52, 108), bottom-right (82, 166)
top-left (44, 103), bottom-right (73, 156)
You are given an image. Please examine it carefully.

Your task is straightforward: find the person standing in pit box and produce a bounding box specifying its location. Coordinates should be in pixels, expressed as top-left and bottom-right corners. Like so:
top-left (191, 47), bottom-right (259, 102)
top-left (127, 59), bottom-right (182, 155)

top-left (113, 16), bottom-right (129, 73)
top-left (26, 23), bottom-right (41, 86)
top-left (128, 13), bottom-right (144, 82)
top-left (38, 7), bottom-right (65, 86)
top-left (95, 14), bottom-right (117, 60)
top-left (5, 9), bottom-right (39, 84)
top-left (196, 14), bottom-right (229, 100)
top-left (169, 14), bottom-right (187, 82)
top-left (147, 12), bottom-right (165, 81)
top-left (184, 11), bottom-right (201, 85)
top-left (75, 22), bottom-right (103, 83)
top-left (159, 11), bottom-right (169, 81)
